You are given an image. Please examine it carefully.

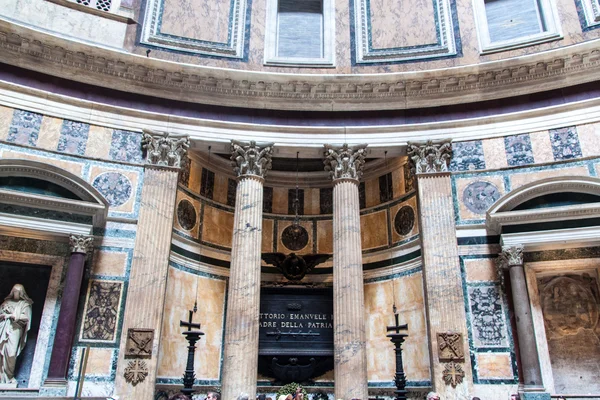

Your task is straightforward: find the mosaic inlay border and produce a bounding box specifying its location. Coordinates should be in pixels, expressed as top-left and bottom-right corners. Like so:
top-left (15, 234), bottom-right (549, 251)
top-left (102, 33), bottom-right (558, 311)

top-left (352, 0), bottom-right (459, 64)
top-left (140, 0), bottom-right (249, 59)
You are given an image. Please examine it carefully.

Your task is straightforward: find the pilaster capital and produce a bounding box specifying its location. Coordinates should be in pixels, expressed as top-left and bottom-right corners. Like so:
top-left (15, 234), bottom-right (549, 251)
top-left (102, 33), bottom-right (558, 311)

top-left (142, 130), bottom-right (190, 168)
top-left (323, 143), bottom-right (368, 182)
top-left (406, 140), bottom-right (452, 175)
top-left (498, 245), bottom-right (524, 269)
top-left (69, 235), bottom-right (94, 254)
top-left (230, 140), bottom-right (274, 178)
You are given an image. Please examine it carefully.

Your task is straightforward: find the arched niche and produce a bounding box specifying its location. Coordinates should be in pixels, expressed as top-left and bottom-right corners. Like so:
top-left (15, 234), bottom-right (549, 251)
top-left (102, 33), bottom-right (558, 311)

top-left (0, 159), bottom-right (108, 239)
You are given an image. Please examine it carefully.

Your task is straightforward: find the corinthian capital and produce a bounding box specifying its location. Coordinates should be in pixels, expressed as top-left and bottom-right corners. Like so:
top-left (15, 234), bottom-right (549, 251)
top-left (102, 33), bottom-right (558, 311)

top-left (323, 143), bottom-right (368, 181)
top-left (142, 130), bottom-right (190, 168)
top-left (230, 140), bottom-right (274, 178)
top-left (69, 235), bottom-right (94, 254)
top-left (498, 245), bottom-right (524, 269)
top-left (407, 140), bottom-right (452, 175)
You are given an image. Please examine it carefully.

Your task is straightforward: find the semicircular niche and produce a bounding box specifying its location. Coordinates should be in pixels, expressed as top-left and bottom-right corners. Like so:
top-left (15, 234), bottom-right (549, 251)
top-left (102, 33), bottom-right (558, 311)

top-left (394, 205), bottom-right (415, 236)
top-left (177, 199), bottom-right (197, 231)
top-left (92, 172), bottom-right (132, 207)
top-left (281, 224), bottom-right (309, 251)
top-left (462, 181), bottom-right (501, 214)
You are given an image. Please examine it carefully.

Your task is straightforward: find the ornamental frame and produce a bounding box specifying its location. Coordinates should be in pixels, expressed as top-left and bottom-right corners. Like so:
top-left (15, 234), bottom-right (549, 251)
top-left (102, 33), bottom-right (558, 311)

top-left (264, 0), bottom-right (336, 67)
top-left (140, 0), bottom-right (248, 58)
top-left (472, 0), bottom-right (562, 54)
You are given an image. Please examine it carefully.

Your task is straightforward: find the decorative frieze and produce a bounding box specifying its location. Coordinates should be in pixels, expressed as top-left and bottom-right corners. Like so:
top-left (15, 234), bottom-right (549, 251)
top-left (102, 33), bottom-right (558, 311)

top-left (230, 140), bottom-right (274, 178)
top-left (407, 140), bottom-right (452, 175)
top-left (142, 130), bottom-right (190, 168)
top-left (69, 234), bottom-right (94, 254)
top-left (323, 143), bottom-right (368, 181)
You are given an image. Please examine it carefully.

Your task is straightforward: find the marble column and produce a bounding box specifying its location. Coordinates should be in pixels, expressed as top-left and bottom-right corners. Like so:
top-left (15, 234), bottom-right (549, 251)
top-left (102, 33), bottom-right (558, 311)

top-left (45, 235), bottom-right (94, 384)
top-left (498, 245), bottom-right (546, 394)
top-left (114, 131), bottom-right (189, 398)
top-left (407, 140), bottom-right (472, 397)
top-left (324, 143), bottom-right (369, 400)
top-left (221, 140), bottom-right (273, 400)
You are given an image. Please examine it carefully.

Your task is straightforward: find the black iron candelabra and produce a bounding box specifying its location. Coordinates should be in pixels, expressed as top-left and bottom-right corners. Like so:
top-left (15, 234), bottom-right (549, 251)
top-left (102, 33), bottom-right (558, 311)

top-left (386, 306), bottom-right (409, 400)
top-left (180, 309), bottom-right (204, 397)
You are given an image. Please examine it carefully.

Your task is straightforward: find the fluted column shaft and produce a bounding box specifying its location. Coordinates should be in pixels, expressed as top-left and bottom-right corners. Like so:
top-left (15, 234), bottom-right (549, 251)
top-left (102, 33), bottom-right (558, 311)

top-left (221, 175), bottom-right (265, 400)
top-left (46, 235), bottom-right (93, 384)
top-left (114, 131), bottom-right (189, 398)
top-left (500, 246), bottom-right (544, 390)
top-left (332, 178), bottom-right (368, 400)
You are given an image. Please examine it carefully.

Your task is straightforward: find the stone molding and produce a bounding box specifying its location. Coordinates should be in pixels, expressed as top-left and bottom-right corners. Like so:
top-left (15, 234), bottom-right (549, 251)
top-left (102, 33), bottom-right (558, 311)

top-left (69, 234), bottom-right (94, 254)
top-left (1, 20), bottom-right (600, 111)
top-left (323, 143), bottom-right (368, 181)
top-left (230, 140), bottom-right (274, 178)
top-left (498, 245), bottom-right (524, 269)
top-left (407, 140), bottom-right (452, 175)
top-left (142, 130), bottom-right (190, 168)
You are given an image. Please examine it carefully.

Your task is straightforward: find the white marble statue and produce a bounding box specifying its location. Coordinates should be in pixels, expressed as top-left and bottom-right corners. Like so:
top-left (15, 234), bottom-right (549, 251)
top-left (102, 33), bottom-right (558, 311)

top-left (0, 284), bottom-right (33, 386)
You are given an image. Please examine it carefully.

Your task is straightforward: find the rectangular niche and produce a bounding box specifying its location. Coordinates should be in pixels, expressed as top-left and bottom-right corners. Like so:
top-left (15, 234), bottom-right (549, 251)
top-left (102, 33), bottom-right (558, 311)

top-left (0, 260), bottom-right (58, 389)
top-left (352, 0), bottom-right (459, 64)
top-left (577, 0), bottom-right (600, 29)
top-left (140, 0), bottom-right (249, 58)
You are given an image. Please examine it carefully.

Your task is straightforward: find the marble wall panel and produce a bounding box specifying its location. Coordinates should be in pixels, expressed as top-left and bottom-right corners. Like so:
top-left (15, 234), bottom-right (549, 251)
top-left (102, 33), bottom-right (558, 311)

top-left (157, 266), bottom-right (226, 380)
top-left (226, 178), bottom-right (236, 207)
top-left (188, 159), bottom-right (203, 194)
top-left (83, 348), bottom-right (114, 376)
top-left (91, 248), bottom-right (129, 276)
top-left (0, 106), bottom-right (14, 141)
top-left (174, 191), bottom-right (201, 238)
top-left (481, 137), bottom-right (508, 170)
top-left (509, 165), bottom-right (590, 189)
top-left (360, 210), bottom-right (388, 250)
top-left (200, 168), bottom-right (215, 199)
top-left (369, 0), bottom-right (437, 49)
top-left (464, 257), bottom-right (497, 283)
top-left (272, 187), bottom-right (288, 214)
top-left (201, 205), bottom-right (234, 248)
top-left (160, 0), bottom-right (231, 43)
top-left (58, 120), bottom-right (90, 156)
top-left (550, 126), bottom-right (583, 161)
top-left (577, 122), bottom-right (600, 158)
top-left (316, 219), bottom-right (333, 254)
top-left (263, 186), bottom-right (273, 213)
top-left (262, 218), bottom-right (274, 253)
top-left (365, 178), bottom-right (379, 208)
top-left (504, 134), bottom-right (535, 167)
top-left (528, 130), bottom-right (554, 164)
top-left (475, 353), bottom-right (513, 380)
top-left (305, 188), bottom-right (320, 215)
top-left (36, 116), bottom-right (62, 151)
top-left (455, 175), bottom-right (505, 221)
top-left (80, 280), bottom-right (123, 342)
top-left (7, 109), bottom-right (42, 146)
top-left (450, 140), bottom-right (486, 171)
top-left (277, 220), bottom-right (314, 255)
top-left (89, 166), bottom-right (139, 214)
top-left (109, 130), bottom-right (143, 164)
top-left (467, 285), bottom-right (509, 348)
top-left (213, 173), bottom-right (229, 205)
top-left (364, 272), bottom-right (430, 382)
top-left (390, 196), bottom-right (418, 244)
top-left (391, 167), bottom-right (406, 198)
top-left (85, 125), bottom-right (113, 160)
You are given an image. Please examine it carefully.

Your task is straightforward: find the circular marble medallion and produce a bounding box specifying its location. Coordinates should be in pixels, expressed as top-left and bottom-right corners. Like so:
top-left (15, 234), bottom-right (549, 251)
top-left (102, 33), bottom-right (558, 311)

top-left (177, 199), bottom-right (197, 231)
top-left (394, 205), bottom-right (415, 236)
top-left (462, 181), bottom-right (501, 214)
top-left (92, 172), bottom-right (132, 207)
top-left (281, 224), bottom-right (309, 251)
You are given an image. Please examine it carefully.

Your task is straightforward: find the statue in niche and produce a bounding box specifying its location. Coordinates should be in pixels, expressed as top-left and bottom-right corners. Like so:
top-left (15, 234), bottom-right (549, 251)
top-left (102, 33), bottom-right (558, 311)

top-left (0, 284), bottom-right (33, 386)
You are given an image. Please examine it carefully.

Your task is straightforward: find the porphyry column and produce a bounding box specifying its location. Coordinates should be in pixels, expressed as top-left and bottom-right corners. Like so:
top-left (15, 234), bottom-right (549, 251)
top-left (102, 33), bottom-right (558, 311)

top-left (498, 245), bottom-right (546, 396)
top-left (114, 130), bottom-right (189, 398)
top-left (221, 140), bottom-right (273, 400)
top-left (324, 143), bottom-right (369, 400)
top-left (45, 235), bottom-right (94, 385)
top-left (407, 140), bottom-right (472, 397)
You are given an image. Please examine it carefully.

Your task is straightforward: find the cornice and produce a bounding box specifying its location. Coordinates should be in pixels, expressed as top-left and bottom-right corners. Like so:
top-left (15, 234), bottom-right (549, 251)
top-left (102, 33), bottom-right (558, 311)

top-left (1, 19), bottom-right (600, 112)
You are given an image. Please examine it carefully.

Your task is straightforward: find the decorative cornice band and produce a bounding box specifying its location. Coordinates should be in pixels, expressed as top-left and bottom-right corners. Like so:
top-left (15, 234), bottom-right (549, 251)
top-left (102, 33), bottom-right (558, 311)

top-left (1, 20), bottom-right (599, 111)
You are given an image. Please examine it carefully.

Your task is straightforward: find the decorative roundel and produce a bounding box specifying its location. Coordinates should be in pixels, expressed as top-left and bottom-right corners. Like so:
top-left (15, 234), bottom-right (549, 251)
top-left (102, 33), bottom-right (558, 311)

top-left (462, 181), bottom-right (501, 214)
top-left (92, 172), bottom-right (132, 207)
top-left (394, 205), bottom-right (415, 236)
top-left (281, 224), bottom-right (309, 251)
top-left (177, 199), bottom-right (197, 231)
